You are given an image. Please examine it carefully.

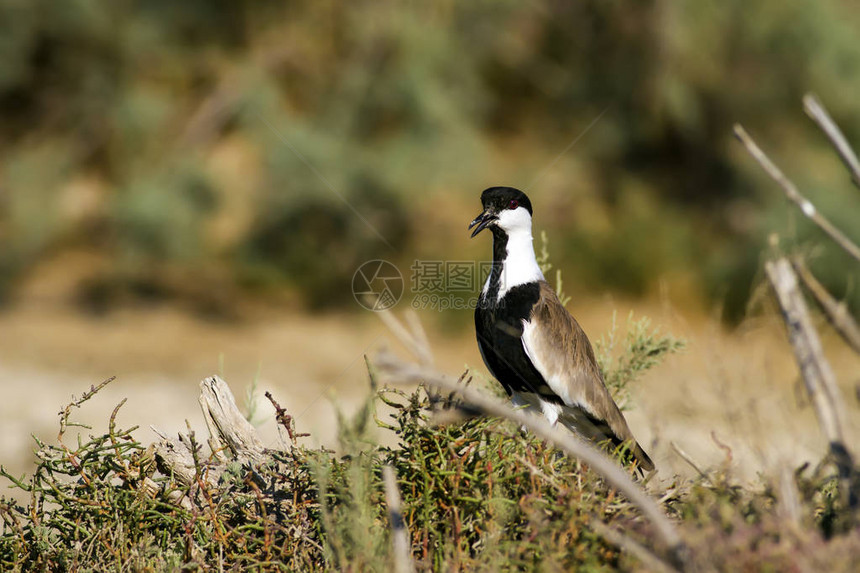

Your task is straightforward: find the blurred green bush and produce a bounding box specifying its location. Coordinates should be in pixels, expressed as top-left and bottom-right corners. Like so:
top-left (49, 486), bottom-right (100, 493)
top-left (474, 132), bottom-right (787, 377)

top-left (241, 175), bottom-right (409, 309)
top-left (0, 0), bottom-right (859, 317)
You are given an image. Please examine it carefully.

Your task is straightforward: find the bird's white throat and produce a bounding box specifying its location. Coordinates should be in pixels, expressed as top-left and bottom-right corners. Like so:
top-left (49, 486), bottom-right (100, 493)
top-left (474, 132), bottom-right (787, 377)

top-left (483, 225), bottom-right (545, 301)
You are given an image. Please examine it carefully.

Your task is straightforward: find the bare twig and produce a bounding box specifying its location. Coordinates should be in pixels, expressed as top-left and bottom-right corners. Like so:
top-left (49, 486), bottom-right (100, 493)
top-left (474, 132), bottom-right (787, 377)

top-left (803, 94), bottom-right (860, 189)
top-left (791, 256), bottom-right (860, 356)
top-left (670, 442), bottom-right (709, 482)
top-left (710, 432), bottom-right (734, 466)
top-left (265, 391), bottom-right (311, 445)
top-left (734, 124), bottom-right (860, 265)
top-left (374, 351), bottom-right (689, 570)
top-left (403, 311), bottom-right (433, 367)
top-left (590, 520), bottom-right (680, 573)
top-left (778, 466), bottom-right (802, 530)
top-left (378, 310), bottom-right (434, 367)
top-left (765, 258), bottom-right (857, 508)
top-left (58, 376), bottom-right (116, 439)
top-left (382, 465), bottom-right (415, 573)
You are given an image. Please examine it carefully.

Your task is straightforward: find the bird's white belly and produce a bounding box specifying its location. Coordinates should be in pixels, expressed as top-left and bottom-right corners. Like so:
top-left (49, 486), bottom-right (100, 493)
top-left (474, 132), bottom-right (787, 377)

top-left (511, 391), bottom-right (563, 426)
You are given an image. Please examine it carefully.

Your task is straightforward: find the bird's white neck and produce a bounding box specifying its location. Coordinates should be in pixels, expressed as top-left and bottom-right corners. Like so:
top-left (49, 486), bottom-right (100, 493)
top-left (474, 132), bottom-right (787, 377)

top-left (483, 227), bottom-right (544, 301)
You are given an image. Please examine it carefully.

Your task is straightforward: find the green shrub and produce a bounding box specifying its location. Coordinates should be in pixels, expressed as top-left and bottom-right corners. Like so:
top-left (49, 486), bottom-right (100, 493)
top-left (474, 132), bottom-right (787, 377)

top-left (2, 318), bottom-right (857, 571)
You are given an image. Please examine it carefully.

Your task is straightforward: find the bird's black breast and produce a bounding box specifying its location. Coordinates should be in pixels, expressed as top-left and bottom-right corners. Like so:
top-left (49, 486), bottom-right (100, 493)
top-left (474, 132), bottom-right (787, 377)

top-left (475, 282), bottom-right (557, 401)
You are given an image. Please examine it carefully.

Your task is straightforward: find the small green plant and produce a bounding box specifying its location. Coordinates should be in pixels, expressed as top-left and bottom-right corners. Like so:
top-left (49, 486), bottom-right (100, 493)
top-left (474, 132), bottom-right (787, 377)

top-left (537, 231), bottom-right (684, 409)
top-left (595, 311), bottom-right (685, 409)
top-left (536, 230), bottom-right (572, 307)
top-left (243, 363), bottom-right (264, 425)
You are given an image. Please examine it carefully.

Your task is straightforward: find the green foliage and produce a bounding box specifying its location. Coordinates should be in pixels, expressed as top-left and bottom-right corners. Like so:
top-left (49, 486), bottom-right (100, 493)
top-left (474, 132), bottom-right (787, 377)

top-left (240, 176), bottom-right (410, 309)
top-left (1, 1), bottom-right (860, 314)
top-left (536, 230), bottom-right (571, 307)
top-left (2, 320), bottom-right (858, 571)
top-left (595, 312), bottom-right (686, 410)
top-left (0, 382), bottom-right (192, 570)
top-left (0, 382), bottom-right (333, 570)
top-left (542, 231), bottom-right (686, 410)
top-left (243, 364), bottom-right (263, 426)
top-left (113, 165), bottom-right (218, 263)
top-left (377, 386), bottom-right (624, 571)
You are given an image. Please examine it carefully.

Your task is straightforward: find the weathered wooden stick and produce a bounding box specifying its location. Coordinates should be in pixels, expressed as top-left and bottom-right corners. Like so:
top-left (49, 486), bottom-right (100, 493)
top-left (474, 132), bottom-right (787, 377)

top-left (151, 428), bottom-right (205, 488)
top-left (198, 375), bottom-right (266, 464)
top-left (791, 256), bottom-right (860, 356)
top-left (374, 351), bottom-right (690, 571)
top-left (734, 124), bottom-right (860, 265)
top-left (765, 258), bottom-right (856, 507)
top-left (778, 466), bottom-right (802, 531)
top-left (765, 259), bottom-right (848, 444)
top-left (803, 94), bottom-right (860, 189)
top-left (153, 376), bottom-right (266, 494)
top-left (382, 465), bottom-right (415, 573)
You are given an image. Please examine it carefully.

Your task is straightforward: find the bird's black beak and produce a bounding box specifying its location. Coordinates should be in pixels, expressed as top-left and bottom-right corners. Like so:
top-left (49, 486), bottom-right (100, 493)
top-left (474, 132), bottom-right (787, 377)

top-left (468, 209), bottom-right (497, 238)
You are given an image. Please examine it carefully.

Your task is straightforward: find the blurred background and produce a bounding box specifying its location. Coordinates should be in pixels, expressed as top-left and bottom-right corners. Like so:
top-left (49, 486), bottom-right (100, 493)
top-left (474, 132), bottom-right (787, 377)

top-left (1, 0), bottom-right (859, 486)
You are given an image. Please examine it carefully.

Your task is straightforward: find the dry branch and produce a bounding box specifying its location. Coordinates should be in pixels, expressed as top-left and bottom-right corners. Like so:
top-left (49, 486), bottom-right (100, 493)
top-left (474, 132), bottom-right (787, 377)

top-left (153, 375), bottom-right (266, 489)
top-left (670, 442), bottom-right (709, 483)
top-left (791, 256), bottom-right (860, 356)
top-left (765, 259), bottom-right (848, 444)
top-left (151, 427), bottom-right (208, 488)
top-left (764, 258), bottom-right (857, 507)
top-left (382, 465), bottom-right (415, 573)
top-left (779, 466), bottom-right (803, 531)
top-left (733, 124), bottom-right (860, 265)
top-left (373, 350), bottom-right (690, 571)
top-left (378, 309), bottom-right (434, 367)
top-left (199, 375), bottom-right (266, 464)
top-left (803, 94), bottom-right (860, 189)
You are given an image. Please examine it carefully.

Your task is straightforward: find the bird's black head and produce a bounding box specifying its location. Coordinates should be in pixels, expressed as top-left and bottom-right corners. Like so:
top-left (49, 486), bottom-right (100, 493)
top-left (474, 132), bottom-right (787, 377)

top-left (468, 186), bottom-right (533, 238)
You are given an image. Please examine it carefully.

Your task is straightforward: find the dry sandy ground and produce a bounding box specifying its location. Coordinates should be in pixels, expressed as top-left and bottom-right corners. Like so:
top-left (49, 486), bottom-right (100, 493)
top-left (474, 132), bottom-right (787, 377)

top-left (1, 296), bottom-right (858, 503)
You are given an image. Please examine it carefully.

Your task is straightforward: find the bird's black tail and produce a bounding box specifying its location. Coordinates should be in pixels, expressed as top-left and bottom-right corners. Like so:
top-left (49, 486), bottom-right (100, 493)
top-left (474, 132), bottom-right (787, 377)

top-left (558, 407), bottom-right (655, 473)
top-left (629, 442), bottom-right (655, 473)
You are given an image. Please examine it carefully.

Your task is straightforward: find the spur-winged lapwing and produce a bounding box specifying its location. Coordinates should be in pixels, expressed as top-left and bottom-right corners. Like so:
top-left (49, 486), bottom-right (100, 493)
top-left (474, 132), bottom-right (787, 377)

top-left (469, 186), bottom-right (654, 471)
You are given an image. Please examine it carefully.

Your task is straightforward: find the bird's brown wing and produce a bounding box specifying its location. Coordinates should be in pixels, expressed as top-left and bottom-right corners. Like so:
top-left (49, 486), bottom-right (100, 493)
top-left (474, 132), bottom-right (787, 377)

top-left (522, 281), bottom-right (654, 471)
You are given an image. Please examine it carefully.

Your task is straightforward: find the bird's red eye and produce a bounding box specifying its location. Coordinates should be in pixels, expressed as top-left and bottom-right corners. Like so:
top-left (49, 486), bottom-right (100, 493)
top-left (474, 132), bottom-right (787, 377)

top-left (508, 199), bottom-right (519, 210)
